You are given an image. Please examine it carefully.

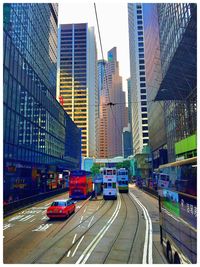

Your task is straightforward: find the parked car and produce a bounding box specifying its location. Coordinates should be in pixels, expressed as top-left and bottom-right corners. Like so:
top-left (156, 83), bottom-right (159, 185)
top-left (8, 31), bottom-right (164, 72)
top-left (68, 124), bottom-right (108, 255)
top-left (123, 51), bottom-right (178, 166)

top-left (46, 199), bottom-right (75, 219)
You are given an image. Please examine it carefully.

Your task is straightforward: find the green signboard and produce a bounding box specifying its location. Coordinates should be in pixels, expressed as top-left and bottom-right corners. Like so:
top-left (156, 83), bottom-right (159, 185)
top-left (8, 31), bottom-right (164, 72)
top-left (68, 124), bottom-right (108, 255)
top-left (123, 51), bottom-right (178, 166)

top-left (175, 134), bottom-right (197, 156)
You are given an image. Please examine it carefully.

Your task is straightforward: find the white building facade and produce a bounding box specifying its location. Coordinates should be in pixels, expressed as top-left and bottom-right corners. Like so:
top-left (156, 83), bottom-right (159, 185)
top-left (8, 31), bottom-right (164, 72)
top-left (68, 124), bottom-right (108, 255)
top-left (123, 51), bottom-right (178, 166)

top-left (128, 3), bottom-right (149, 154)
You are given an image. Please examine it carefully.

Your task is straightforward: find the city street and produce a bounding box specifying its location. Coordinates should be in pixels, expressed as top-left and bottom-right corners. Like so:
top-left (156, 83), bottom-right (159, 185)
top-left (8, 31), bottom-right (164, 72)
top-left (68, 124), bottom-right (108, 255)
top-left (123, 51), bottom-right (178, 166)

top-left (3, 186), bottom-right (167, 264)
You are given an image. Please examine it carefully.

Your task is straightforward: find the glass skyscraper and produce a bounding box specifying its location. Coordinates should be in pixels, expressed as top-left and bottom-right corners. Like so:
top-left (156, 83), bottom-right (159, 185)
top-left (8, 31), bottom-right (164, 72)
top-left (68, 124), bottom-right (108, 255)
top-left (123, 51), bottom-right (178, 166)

top-left (155, 4), bottom-right (197, 162)
top-left (142, 4), bottom-right (167, 168)
top-left (58, 23), bottom-right (98, 158)
top-left (3, 4), bottom-right (81, 203)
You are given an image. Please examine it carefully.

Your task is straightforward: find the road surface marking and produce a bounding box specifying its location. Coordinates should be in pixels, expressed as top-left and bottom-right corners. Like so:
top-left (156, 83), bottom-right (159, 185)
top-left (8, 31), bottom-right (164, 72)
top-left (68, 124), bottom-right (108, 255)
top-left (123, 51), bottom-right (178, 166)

top-left (44, 203), bottom-right (51, 207)
top-left (83, 207), bottom-right (87, 213)
top-left (41, 216), bottom-right (48, 220)
top-left (80, 216), bottom-right (83, 223)
top-left (3, 223), bottom-right (12, 230)
top-left (88, 216), bottom-right (94, 228)
top-left (72, 236), bottom-right (85, 257)
top-left (67, 250), bottom-right (71, 257)
top-left (72, 233), bottom-right (77, 244)
top-left (76, 195), bottom-right (121, 264)
top-left (32, 223), bottom-right (52, 232)
top-left (129, 191), bottom-right (153, 264)
top-left (19, 215), bottom-right (35, 222)
top-left (8, 215), bottom-right (24, 222)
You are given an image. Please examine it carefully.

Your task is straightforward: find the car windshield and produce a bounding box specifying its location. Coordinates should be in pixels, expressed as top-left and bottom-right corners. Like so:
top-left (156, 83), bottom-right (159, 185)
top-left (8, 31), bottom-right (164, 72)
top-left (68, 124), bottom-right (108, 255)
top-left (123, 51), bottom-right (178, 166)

top-left (51, 201), bottom-right (66, 207)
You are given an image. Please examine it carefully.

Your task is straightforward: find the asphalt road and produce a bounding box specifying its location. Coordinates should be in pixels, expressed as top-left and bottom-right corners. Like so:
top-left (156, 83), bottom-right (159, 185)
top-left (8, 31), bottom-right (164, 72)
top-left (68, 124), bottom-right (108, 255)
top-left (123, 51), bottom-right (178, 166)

top-left (3, 186), bottom-right (167, 264)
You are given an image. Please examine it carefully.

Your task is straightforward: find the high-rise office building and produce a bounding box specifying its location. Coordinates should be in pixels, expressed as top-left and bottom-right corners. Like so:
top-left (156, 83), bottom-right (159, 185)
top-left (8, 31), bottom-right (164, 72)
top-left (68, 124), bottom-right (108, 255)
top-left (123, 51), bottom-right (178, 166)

top-left (128, 3), bottom-right (149, 155)
top-left (122, 123), bottom-right (133, 158)
top-left (142, 4), bottom-right (167, 168)
top-left (98, 47), bottom-right (127, 158)
top-left (127, 78), bottom-right (132, 128)
top-left (97, 59), bottom-right (106, 156)
top-left (155, 4), bottom-right (197, 162)
top-left (3, 4), bottom-right (81, 202)
top-left (58, 23), bottom-right (98, 158)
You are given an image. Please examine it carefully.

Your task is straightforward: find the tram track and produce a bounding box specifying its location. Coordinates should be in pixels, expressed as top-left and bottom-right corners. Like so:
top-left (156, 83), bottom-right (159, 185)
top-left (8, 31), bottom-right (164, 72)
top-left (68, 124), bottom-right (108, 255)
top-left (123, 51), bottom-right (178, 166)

top-left (102, 193), bottom-right (128, 263)
top-left (29, 199), bottom-right (115, 263)
top-left (102, 193), bottom-right (140, 264)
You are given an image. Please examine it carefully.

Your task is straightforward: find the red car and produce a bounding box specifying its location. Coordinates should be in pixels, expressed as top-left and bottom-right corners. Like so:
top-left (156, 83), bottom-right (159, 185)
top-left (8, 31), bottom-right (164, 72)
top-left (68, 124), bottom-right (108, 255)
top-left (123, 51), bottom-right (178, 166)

top-left (47, 199), bottom-right (75, 219)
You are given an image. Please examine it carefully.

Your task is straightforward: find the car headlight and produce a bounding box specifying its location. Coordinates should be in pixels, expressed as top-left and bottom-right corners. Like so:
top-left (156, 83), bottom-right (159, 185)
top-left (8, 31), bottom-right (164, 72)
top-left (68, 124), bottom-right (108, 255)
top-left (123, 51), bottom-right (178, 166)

top-left (49, 210), bottom-right (53, 213)
top-left (59, 210), bottom-right (63, 213)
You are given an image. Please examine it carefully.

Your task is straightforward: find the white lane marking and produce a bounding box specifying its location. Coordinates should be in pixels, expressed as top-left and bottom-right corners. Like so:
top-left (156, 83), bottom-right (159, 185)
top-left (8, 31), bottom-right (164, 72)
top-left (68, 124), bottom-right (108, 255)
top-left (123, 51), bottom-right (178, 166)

top-left (8, 215), bottom-right (24, 222)
top-left (129, 191), bottom-right (153, 264)
top-left (32, 223), bottom-right (52, 232)
top-left (72, 236), bottom-right (85, 257)
top-left (83, 207), bottom-right (87, 213)
top-left (76, 195), bottom-right (121, 264)
top-left (67, 250), bottom-right (71, 257)
top-left (44, 203), bottom-right (51, 207)
top-left (80, 216), bottom-right (83, 223)
top-left (3, 223), bottom-right (13, 230)
top-left (96, 205), bottom-right (100, 211)
top-left (30, 219), bottom-right (36, 222)
top-left (41, 216), bottom-right (48, 220)
top-left (72, 233), bottom-right (77, 244)
top-left (88, 216), bottom-right (94, 228)
top-left (19, 215), bottom-right (35, 222)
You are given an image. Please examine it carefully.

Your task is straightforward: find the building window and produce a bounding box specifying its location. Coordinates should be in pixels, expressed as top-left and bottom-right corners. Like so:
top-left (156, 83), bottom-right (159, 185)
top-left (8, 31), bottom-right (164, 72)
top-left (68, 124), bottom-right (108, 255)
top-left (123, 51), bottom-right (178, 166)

top-left (141, 101), bottom-right (147, 105)
top-left (140, 77), bottom-right (145, 81)
top-left (139, 48), bottom-right (144, 53)
top-left (138, 37), bottom-right (144, 42)
top-left (141, 95), bottom-right (146, 100)
top-left (137, 15), bottom-right (142, 20)
top-left (139, 54), bottom-right (144, 59)
top-left (140, 83), bottom-right (146, 87)
top-left (138, 31), bottom-right (143, 36)
top-left (139, 65), bottom-right (145, 70)
top-left (141, 89), bottom-right (146, 94)
top-left (137, 20), bottom-right (143, 25)
top-left (139, 59), bottom-right (145, 64)
top-left (142, 119), bottom-right (148, 124)
top-left (138, 42), bottom-right (144, 47)
top-left (143, 133), bottom-right (149, 137)
top-left (142, 113), bottom-right (147, 118)
top-left (140, 72), bottom-right (145, 76)
top-left (137, 10), bottom-right (142, 14)
top-left (138, 26), bottom-right (143, 30)
top-left (142, 126), bottom-right (148, 130)
top-left (143, 139), bottom-right (149, 144)
top-left (141, 107), bottom-right (147, 112)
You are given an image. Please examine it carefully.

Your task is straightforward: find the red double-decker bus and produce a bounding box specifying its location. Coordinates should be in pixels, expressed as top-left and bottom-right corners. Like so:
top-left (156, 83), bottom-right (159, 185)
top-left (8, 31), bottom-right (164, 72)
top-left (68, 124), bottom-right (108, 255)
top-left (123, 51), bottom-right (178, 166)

top-left (69, 170), bottom-right (93, 199)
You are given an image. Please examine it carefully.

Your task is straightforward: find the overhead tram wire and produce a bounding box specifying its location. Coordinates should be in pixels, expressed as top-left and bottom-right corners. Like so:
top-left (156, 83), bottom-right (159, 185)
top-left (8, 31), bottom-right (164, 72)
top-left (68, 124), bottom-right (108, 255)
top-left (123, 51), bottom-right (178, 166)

top-left (61, 99), bottom-right (156, 108)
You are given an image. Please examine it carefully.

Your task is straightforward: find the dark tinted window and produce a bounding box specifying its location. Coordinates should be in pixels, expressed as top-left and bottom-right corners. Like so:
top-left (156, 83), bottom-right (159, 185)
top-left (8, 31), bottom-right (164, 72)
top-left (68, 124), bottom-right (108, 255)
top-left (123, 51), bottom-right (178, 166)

top-left (51, 201), bottom-right (66, 206)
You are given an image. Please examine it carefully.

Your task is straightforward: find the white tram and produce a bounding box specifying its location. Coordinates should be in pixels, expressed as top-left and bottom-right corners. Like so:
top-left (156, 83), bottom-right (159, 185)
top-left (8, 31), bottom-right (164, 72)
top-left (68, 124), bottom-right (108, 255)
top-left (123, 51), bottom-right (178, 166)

top-left (117, 168), bottom-right (129, 193)
top-left (101, 167), bottom-right (117, 200)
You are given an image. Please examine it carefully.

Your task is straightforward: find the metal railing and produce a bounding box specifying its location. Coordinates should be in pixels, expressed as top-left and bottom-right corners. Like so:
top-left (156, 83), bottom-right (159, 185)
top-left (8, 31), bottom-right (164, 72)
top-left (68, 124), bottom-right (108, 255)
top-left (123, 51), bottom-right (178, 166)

top-left (4, 188), bottom-right (69, 217)
top-left (142, 186), bottom-right (158, 198)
